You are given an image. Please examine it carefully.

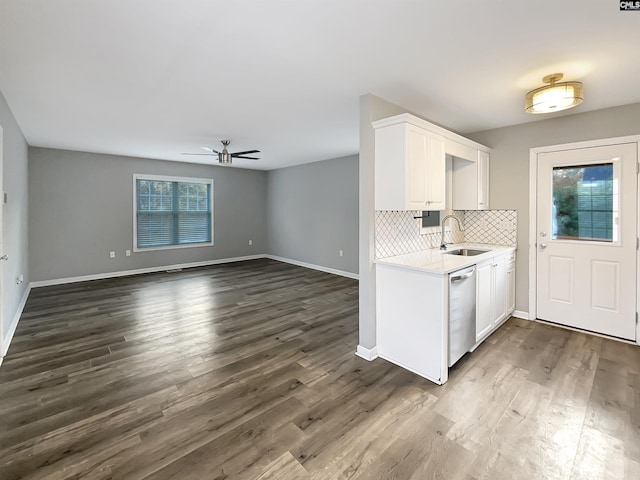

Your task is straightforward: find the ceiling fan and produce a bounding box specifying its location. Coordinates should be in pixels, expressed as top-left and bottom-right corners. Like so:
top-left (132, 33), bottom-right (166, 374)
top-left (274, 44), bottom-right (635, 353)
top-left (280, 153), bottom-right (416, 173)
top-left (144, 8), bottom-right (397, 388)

top-left (182, 140), bottom-right (260, 165)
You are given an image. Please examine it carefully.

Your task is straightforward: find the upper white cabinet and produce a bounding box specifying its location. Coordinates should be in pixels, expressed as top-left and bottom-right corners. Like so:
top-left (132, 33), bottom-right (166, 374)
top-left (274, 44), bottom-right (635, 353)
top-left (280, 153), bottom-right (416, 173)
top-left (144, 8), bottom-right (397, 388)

top-left (374, 118), bottom-right (446, 210)
top-left (373, 113), bottom-right (491, 212)
top-left (452, 149), bottom-right (490, 210)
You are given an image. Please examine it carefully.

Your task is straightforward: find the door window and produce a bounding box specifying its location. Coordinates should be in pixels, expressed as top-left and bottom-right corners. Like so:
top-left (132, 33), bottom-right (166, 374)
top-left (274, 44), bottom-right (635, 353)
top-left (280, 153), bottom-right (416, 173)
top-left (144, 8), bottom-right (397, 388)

top-left (552, 163), bottom-right (617, 242)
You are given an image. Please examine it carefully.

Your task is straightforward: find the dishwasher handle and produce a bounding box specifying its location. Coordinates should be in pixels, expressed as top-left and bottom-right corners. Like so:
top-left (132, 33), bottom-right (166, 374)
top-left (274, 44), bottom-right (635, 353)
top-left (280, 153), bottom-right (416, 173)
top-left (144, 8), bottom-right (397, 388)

top-left (450, 267), bottom-right (475, 282)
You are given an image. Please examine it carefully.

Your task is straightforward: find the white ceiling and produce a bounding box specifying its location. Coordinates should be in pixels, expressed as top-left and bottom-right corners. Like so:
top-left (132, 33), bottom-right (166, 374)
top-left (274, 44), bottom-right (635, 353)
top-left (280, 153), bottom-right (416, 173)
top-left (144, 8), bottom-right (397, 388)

top-left (1, 1), bottom-right (639, 170)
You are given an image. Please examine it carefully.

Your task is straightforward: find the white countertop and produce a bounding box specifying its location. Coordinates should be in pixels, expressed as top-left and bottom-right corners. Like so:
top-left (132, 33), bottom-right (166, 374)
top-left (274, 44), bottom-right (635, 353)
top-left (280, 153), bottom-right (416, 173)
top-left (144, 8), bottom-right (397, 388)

top-left (374, 243), bottom-right (516, 275)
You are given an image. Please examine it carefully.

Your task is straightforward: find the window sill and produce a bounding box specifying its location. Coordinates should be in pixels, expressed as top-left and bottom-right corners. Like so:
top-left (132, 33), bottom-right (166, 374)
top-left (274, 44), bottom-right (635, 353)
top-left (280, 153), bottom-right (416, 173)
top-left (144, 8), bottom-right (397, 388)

top-left (133, 241), bottom-right (214, 253)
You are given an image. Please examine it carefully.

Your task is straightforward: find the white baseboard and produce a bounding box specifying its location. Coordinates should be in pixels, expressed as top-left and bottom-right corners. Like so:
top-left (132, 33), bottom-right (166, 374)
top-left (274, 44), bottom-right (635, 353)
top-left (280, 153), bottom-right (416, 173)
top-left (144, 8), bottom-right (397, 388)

top-left (355, 344), bottom-right (378, 361)
top-left (512, 310), bottom-right (530, 320)
top-left (1, 284), bottom-right (32, 360)
top-left (29, 255), bottom-right (268, 288)
top-left (266, 255), bottom-right (359, 280)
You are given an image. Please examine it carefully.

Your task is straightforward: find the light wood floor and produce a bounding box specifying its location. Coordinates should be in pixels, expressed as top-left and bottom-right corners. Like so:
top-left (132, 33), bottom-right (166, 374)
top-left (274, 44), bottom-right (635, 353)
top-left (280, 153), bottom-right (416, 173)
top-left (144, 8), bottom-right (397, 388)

top-left (1, 259), bottom-right (639, 479)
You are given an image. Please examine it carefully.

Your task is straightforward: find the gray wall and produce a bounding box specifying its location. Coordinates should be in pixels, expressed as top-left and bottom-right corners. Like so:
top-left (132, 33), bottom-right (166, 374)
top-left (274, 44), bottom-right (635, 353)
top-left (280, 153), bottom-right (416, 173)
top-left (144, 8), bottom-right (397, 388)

top-left (466, 102), bottom-right (640, 315)
top-left (29, 148), bottom-right (268, 282)
top-left (0, 90), bottom-right (29, 345)
top-left (266, 155), bottom-right (358, 274)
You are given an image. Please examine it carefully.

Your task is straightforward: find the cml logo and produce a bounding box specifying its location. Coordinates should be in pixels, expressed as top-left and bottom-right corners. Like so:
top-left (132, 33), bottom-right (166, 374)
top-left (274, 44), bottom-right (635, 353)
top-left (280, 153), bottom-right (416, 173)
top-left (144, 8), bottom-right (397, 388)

top-left (620, 1), bottom-right (640, 9)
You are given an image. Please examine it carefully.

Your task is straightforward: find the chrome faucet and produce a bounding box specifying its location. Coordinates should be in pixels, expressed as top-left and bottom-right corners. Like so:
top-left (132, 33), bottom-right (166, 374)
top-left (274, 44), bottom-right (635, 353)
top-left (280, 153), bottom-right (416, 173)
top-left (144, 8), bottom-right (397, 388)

top-left (440, 214), bottom-right (464, 250)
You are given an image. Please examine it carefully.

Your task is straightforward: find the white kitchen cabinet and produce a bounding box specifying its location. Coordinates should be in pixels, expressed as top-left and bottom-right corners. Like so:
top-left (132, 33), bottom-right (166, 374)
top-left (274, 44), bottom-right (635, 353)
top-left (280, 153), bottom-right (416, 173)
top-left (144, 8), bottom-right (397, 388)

top-left (477, 150), bottom-right (490, 209)
top-left (374, 245), bottom-right (515, 385)
top-left (452, 150), bottom-right (490, 210)
top-left (425, 133), bottom-right (446, 210)
top-left (475, 259), bottom-right (494, 341)
top-left (506, 251), bottom-right (516, 315)
top-left (492, 255), bottom-right (507, 326)
top-left (376, 263), bottom-right (448, 385)
top-left (373, 119), bottom-right (446, 211)
top-left (475, 251), bottom-right (511, 342)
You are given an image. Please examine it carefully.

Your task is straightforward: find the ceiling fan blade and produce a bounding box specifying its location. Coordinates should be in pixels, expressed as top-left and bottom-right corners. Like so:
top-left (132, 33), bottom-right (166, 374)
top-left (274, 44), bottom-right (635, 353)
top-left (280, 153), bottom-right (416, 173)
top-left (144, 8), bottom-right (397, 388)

top-left (233, 156), bottom-right (260, 160)
top-left (201, 146), bottom-right (220, 154)
top-left (181, 153), bottom-right (217, 156)
top-left (231, 150), bottom-right (260, 156)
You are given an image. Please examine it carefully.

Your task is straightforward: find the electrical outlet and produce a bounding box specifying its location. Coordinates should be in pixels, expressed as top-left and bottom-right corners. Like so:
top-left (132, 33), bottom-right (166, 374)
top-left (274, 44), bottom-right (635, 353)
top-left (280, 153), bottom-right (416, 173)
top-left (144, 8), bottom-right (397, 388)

top-left (109, 251), bottom-right (115, 258)
top-left (339, 250), bottom-right (344, 257)
top-left (126, 250), bottom-right (131, 257)
top-left (16, 274), bottom-right (23, 285)
top-left (248, 239), bottom-right (253, 246)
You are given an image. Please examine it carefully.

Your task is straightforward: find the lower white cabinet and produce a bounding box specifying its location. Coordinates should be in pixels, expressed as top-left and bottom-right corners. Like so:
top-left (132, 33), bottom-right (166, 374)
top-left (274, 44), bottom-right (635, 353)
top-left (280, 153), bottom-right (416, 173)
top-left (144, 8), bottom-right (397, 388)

top-left (492, 255), bottom-right (507, 326)
top-left (376, 264), bottom-right (448, 385)
top-left (475, 251), bottom-right (513, 342)
top-left (375, 247), bottom-right (516, 385)
top-left (475, 260), bottom-right (494, 341)
top-left (506, 252), bottom-right (516, 316)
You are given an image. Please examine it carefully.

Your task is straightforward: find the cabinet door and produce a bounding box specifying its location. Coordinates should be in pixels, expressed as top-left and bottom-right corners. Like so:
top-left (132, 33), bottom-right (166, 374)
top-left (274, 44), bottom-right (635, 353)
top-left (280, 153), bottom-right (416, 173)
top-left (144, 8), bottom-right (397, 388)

top-left (374, 122), bottom-right (446, 211)
top-left (476, 260), bottom-right (493, 341)
top-left (506, 262), bottom-right (516, 315)
top-left (478, 150), bottom-right (490, 210)
top-left (406, 125), bottom-right (429, 210)
top-left (492, 255), bottom-right (507, 326)
top-left (425, 133), bottom-right (446, 210)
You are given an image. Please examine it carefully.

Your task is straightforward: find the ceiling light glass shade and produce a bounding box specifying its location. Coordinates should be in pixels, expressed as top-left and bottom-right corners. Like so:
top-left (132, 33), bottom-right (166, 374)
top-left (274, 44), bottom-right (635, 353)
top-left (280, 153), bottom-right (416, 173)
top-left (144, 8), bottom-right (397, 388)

top-left (525, 73), bottom-right (583, 114)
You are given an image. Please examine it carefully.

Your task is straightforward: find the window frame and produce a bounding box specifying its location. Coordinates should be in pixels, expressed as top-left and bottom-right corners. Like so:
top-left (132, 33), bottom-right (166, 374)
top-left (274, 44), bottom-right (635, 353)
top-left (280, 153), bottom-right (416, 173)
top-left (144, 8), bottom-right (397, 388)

top-left (551, 162), bottom-right (617, 244)
top-left (133, 173), bottom-right (214, 253)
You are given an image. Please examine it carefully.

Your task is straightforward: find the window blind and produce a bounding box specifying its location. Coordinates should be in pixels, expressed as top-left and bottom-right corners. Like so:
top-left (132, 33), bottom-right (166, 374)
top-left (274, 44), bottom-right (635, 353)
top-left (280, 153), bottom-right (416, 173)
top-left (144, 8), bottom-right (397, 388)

top-left (135, 177), bottom-right (213, 249)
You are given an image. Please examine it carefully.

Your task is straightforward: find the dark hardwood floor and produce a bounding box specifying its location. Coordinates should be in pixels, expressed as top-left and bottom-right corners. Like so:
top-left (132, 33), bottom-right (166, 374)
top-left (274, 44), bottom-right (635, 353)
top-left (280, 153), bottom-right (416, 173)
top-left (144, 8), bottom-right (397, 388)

top-left (1, 258), bottom-right (639, 479)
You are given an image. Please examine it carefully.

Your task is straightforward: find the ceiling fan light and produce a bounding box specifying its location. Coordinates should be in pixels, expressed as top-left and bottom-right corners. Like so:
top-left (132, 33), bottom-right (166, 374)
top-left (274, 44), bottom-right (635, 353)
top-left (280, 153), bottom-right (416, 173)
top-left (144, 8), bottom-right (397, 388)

top-left (219, 152), bottom-right (233, 164)
top-left (525, 73), bottom-right (583, 114)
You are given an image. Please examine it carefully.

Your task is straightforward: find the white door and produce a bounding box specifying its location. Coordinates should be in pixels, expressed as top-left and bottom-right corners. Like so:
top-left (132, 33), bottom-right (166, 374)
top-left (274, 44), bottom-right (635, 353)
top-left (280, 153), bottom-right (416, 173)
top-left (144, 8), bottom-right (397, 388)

top-left (536, 143), bottom-right (638, 340)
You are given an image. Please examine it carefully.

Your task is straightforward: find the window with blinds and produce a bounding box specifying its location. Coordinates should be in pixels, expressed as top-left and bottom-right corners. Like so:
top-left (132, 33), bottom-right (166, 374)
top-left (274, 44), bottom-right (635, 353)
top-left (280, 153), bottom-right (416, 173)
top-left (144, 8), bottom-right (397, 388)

top-left (134, 174), bottom-right (213, 251)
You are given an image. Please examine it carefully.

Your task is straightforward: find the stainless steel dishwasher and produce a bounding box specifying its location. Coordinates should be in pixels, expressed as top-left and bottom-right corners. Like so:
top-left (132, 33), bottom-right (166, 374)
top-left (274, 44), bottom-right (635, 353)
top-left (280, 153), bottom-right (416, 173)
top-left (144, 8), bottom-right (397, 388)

top-left (448, 265), bottom-right (476, 367)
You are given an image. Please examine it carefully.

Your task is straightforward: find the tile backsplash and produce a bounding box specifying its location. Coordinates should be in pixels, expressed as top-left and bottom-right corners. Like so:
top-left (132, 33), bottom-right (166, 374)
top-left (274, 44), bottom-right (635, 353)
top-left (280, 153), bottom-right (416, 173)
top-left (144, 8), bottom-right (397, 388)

top-left (463, 210), bottom-right (517, 246)
top-left (375, 209), bottom-right (517, 258)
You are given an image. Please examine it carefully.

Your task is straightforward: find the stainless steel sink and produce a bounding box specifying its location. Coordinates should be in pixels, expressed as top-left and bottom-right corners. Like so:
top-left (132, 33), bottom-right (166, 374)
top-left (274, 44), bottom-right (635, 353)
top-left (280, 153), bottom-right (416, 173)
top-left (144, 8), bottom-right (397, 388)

top-left (443, 248), bottom-right (489, 256)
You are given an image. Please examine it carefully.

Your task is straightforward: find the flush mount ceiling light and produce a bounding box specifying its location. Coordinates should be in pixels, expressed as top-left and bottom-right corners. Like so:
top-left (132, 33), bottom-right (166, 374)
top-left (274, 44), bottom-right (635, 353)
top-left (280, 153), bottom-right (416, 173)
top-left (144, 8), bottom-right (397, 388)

top-left (525, 73), bottom-right (583, 114)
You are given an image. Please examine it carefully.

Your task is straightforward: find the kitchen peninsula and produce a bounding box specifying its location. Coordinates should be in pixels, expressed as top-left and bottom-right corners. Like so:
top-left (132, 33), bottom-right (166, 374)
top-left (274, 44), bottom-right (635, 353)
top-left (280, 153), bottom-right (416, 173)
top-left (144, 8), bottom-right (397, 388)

top-left (375, 243), bottom-right (516, 385)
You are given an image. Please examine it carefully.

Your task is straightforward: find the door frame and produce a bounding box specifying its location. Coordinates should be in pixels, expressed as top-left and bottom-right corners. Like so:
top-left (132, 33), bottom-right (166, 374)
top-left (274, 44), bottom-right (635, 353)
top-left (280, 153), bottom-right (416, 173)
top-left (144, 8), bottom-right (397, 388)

top-left (528, 135), bottom-right (640, 345)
